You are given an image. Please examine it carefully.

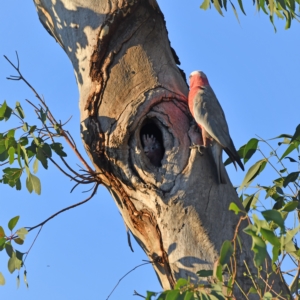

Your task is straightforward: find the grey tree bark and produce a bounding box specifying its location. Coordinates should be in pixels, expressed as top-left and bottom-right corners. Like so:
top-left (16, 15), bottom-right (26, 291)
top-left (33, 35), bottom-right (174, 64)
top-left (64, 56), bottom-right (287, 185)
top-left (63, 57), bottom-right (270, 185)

top-left (33, 0), bottom-right (290, 297)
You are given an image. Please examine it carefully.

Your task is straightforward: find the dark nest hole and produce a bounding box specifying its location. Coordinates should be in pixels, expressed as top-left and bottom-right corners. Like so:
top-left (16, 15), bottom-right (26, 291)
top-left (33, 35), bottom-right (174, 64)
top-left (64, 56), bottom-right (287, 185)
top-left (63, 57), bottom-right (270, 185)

top-left (140, 119), bottom-right (165, 167)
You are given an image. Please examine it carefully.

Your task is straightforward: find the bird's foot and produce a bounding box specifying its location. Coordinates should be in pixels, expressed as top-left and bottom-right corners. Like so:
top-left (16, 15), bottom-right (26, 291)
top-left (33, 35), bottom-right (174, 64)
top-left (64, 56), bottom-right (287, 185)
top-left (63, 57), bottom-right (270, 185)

top-left (189, 144), bottom-right (205, 155)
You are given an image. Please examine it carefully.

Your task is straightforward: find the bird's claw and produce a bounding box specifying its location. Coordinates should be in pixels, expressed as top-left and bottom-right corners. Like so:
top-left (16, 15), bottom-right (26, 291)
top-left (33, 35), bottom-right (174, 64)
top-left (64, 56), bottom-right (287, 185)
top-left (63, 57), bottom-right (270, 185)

top-left (189, 144), bottom-right (205, 155)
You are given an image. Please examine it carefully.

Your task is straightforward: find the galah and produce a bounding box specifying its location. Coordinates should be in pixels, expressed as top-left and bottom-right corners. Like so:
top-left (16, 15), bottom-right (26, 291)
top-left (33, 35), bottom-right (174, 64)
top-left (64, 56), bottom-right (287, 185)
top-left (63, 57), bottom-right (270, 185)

top-left (188, 70), bottom-right (244, 184)
top-left (142, 134), bottom-right (163, 167)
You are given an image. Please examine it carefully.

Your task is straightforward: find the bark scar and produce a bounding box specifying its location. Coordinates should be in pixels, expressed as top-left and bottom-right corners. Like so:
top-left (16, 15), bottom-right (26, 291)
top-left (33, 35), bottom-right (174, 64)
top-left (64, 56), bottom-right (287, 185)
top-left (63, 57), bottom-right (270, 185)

top-left (103, 171), bottom-right (176, 288)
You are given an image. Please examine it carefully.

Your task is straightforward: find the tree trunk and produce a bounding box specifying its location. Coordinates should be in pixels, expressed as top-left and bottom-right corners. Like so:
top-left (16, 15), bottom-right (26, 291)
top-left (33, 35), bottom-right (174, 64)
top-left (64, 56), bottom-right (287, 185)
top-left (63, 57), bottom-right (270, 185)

top-left (33, 0), bottom-right (289, 297)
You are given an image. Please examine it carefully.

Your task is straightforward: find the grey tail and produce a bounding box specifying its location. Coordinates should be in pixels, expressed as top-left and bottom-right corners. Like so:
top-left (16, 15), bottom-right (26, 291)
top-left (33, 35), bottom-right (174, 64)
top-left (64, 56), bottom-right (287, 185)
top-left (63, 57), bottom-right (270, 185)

top-left (224, 140), bottom-right (244, 171)
top-left (211, 143), bottom-right (227, 184)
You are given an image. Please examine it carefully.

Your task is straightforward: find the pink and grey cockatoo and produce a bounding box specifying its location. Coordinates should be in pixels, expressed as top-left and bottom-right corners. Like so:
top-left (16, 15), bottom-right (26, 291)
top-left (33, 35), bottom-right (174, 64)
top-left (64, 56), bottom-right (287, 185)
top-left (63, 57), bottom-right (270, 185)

top-left (142, 134), bottom-right (163, 167)
top-left (188, 70), bottom-right (244, 184)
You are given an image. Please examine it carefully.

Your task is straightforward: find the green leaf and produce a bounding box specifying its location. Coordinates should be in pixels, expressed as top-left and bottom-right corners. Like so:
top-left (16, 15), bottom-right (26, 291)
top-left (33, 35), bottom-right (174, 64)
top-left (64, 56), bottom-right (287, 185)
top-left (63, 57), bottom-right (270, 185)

top-left (26, 173), bottom-right (41, 195)
top-left (283, 172), bottom-right (299, 187)
top-left (21, 146), bottom-right (30, 166)
top-left (243, 138), bottom-right (258, 164)
top-left (8, 146), bottom-right (15, 164)
top-left (229, 1), bottom-right (240, 23)
top-left (272, 245), bottom-right (280, 268)
top-left (260, 228), bottom-right (280, 246)
top-left (157, 291), bottom-right (168, 300)
top-left (0, 238), bottom-right (6, 250)
top-left (8, 251), bottom-right (22, 274)
top-left (284, 239), bottom-right (296, 252)
top-left (182, 291), bottom-right (194, 300)
top-left (8, 252), bottom-right (16, 273)
top-left (16, 143), bottom-right (22, 167)
top-left (13, 238), bottom-right (24, 245)
top-left (243, 224), bottom-right (258, 237)
top-left (263, 292), bottom-right (273, 300)
top-left (273, 177), bottom-right (284, 188)
top-left (0, 272), bottom-right (5, 285)
top-left (22, 122), bottom-right (28, 132)
top-left (219, 240), bottom-right (233, 266)
top-left (29, 125), bottom-right (37, 134)
top-left (146, 291), bottom-right (157, 300)
top-left (272, 133), bottom-right (293, 140)
top-left (261, 210), bottom-right (285, 232)
top-left (239, 159), bottom-right (267, 191)
top-left (0, 101), bottom-right (12, 121)
top-left (15, 250), bottom-right (24, 262)
top-left (16, 228), bottom-right (28, 241)
top-left (249, 286), bottom-right (258, 294)
top-left (281, 201), bottom-right (298, 212)
top-left (237, 0), bottom-right (246, 14)
top-left (39, 108), bottom-right (48, 124)
top-left (285, 156), bottom-right (297, 163)
top-left (8, 216), bottom-right (20, 231)
top-left (284, 226), bottom-right (300, 246)
top-left (42, 143), bottom-right (52, 158)
top-left (242, 194), bottom-right (258, 212)
top-left (200, 0), bottom-right (210, 10)
top-left (33, 158), bottom-right (39, 174)
top-left (36, 148), bottom-right (48, 169)
top-left (229, 202), bottom-right (242, 215)
top-left (251, 236), bottom-right (267, 268)
top-left (197, 270), bottom-right (213, 277)
top-left (209, 283), bottom-right (224, 299)
top-left (5, 243), bottom-right (13, 257)
top-left (7, 129), bottom-right (15, 138)
top-left (166, 290), bottom-right (180, 300)
top-left (213, 0), bottom-right (224, 16)
top-left (0, 226), bottom-right (5, 238)
top-left (252, 214), bottom-right (269, 231)
top-left (17, 274), bottom-right (20, 289)
top-left (0, 149), bottom-right (8, 162)
top-left (24, 270), bottom-right (28, 288)
top-left (269, 0), bottom-right (275, 15)
top-left (15, 102), bottom-right (25, 119)
top-left (175, 278), bottom-right (188, 289)
top-left (214, 263), bottom-right (223, 282)
top-left (51, 143), bottom-right (67, 157)
top-left (280, 142), bottom-right (298, 161)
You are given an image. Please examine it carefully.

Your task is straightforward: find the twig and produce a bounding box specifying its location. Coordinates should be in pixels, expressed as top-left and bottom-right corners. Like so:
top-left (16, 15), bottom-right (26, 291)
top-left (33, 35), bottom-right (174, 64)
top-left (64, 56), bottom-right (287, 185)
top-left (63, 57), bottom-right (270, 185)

top-left (133, 290), bottom-right (146, 298)
top-left (47, 156), bottom-right (84, 183)
top-left (106, 260), bottom-right (154, 300)
top-left (23, 226), bottom-right (43, 263)
top-left (259, 275), bottom-right (288, 300)
top-left (26, 184), bottom-right (98, 232)
top-left (233, 278), bottom-right (250, 300)
top-left (243, 260), bottom-right (259, 295)
top-left (5, 53), bottom-right (94, 174)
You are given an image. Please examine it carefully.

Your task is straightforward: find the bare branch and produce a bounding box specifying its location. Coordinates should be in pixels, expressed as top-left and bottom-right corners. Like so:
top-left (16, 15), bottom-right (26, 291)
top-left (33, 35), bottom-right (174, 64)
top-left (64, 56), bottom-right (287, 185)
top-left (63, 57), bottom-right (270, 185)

top-left (106, 260), bottom-right (154, 300)
top-left (26, 183), bottom-right (99, 232)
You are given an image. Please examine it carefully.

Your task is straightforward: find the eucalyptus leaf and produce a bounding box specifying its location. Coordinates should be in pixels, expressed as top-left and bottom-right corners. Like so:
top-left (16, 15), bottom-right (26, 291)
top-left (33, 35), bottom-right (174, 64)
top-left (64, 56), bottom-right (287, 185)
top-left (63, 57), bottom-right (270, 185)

top-left (0, 272), bottom-right (5, 285)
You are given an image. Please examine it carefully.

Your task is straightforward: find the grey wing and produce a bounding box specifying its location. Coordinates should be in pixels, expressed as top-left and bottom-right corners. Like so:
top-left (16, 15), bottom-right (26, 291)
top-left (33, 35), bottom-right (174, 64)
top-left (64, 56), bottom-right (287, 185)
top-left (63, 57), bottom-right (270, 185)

top-left (193, 86), bottom-right (244, 171)
top-left (193, 86), bottom-right (232, 149)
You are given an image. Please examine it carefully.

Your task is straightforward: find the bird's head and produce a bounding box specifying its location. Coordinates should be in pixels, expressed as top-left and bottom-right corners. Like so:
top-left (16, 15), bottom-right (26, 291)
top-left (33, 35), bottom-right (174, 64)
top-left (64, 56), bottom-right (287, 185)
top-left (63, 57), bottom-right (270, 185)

top-left (189, 70), bottom-right (209, 89)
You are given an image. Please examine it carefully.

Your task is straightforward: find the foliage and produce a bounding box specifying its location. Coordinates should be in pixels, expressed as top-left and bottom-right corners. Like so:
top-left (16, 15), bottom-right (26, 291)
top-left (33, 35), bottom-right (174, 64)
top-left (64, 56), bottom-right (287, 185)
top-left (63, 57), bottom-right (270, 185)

top-left (200, 0), bottom-right (300, 30)
top-left (0, 216), bottom-right (28, 288)
top-left (147, 125), bottom-right (300, 299)
top-left (0, 54), bottom-right (98, 288)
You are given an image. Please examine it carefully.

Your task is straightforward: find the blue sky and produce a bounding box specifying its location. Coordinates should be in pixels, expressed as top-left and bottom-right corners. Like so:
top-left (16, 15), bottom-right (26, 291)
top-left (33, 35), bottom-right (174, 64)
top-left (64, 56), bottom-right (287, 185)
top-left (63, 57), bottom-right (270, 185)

top-left (0, 1), bottom-right (299, 299)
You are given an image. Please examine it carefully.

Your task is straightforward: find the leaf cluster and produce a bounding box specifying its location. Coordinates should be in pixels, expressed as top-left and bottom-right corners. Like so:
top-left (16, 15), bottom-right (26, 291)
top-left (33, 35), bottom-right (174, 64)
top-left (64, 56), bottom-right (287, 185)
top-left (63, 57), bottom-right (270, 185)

top-left (0, 216), bottom-right (28, 288)
top-left (0, 100), bottom-right (67, 194)
top-left (200, 0), bottom-right (300, 30)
